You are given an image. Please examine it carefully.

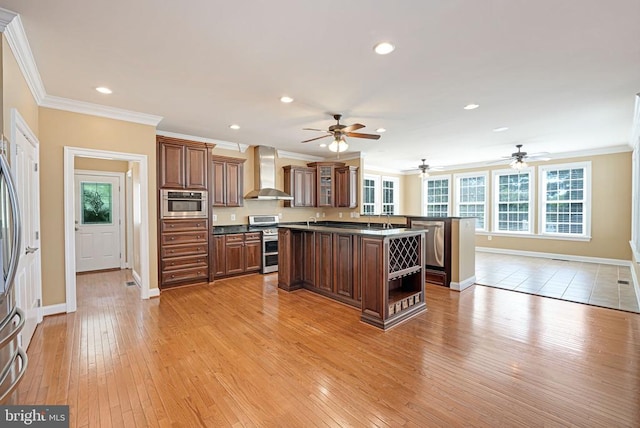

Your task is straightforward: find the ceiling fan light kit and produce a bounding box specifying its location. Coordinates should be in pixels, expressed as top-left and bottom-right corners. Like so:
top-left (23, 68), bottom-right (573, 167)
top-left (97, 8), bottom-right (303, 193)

top-left (302, 113), bottom-right (380, 152)
top-left (418, 159), bottom-right (430, 178)
top-left (329, 138), bottom-right (348, 153)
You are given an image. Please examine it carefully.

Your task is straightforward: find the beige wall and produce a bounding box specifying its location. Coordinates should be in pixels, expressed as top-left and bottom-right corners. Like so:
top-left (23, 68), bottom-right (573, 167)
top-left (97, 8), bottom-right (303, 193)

top-left (2, 37), bottom-right (38, 139)
top-left (39, 107), bottom-right (157, 305)
top-left (75, 157), bottom-right (129, 172)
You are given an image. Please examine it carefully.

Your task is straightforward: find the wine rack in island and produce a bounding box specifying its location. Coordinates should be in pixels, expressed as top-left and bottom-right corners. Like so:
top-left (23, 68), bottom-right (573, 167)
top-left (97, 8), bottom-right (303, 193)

top-left (360, 231), bottom-right (426, 329)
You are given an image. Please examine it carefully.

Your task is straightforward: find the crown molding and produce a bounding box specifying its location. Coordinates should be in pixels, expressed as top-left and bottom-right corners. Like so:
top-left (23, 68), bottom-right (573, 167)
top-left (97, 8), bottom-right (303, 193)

top-left (3, 13), bottom-right (46, 104)
top-left (156, 130), bottom-right (249, 152)
top-left (41, 95), bottom-right (162, 126)
top-left (0, 7), bottom-right (16, 31)
top-left (276, 149), bottom-right (323, 161)
top-left (364, 164), bottom-right (405, 174)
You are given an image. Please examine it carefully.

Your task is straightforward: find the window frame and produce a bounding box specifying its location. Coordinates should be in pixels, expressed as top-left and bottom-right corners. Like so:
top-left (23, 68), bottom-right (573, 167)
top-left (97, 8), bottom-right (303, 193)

top-left (362, 174), bottom-right (380, 215)
top-left (538, 161), bottom-right (591, 238)
top-left (422, 174), bottom-right (452, 217)
top-left (454, 171), bottom-right (489, 231)
top-left (381, 176), bottom-right (400, 215)
top-left (491, 167), bottom-right (535, 234)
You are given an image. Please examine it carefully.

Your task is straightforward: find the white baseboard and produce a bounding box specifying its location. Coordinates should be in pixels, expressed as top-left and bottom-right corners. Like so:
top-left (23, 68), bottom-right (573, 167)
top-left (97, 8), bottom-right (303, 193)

top-left (149, 288), bottom-right (160, 298)
top-left (132, 269), bottom-right (142, 287)
top-left (41, 303), bottom-right (67, 317)
top-left (476, 247), bottom-right (630, 267)
top-left (450, 275), bottom-right (476, 291)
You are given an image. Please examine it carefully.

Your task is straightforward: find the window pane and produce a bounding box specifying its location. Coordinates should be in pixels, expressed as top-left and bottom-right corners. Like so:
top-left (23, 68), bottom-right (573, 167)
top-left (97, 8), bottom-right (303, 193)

top-left (542, 166), bottom-right (586, 235)
top-left (81, 182), bottom-right (113, 224)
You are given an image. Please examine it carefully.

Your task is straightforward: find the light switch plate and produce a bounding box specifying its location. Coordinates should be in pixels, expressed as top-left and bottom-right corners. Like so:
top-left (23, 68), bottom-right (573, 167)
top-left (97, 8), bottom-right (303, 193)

top-left (231, 214), bottom-right (236, 221)
top-left (212, 214), bottom-right (217, 222)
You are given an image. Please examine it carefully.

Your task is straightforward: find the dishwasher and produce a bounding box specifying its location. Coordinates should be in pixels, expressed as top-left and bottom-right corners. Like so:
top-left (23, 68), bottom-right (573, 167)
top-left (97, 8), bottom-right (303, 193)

top-left (411, 220), bottom-right (445, 268)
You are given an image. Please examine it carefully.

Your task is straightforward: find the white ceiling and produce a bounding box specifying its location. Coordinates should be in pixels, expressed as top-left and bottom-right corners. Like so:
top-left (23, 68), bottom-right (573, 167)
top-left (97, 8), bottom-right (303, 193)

top-left (1, 0), bottom-right (639, 171)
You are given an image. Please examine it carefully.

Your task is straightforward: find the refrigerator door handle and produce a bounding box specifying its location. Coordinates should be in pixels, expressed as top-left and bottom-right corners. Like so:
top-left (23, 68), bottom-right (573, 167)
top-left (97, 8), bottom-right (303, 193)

top-left (0, 347), bottom-right (27, 404)
top-left (0, 153), bottom-right (22, 295)
top-left (25, 246), bottom-right (38, 255)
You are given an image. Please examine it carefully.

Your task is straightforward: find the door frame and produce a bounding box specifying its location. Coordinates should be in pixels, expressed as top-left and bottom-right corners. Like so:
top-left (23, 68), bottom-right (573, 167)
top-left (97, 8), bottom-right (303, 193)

top-left (9, 108), bottom-right (43, 326)
top-left (64, 147), bottom-right (151, 313)
top-left (74, 169), bottom-right (126, 271)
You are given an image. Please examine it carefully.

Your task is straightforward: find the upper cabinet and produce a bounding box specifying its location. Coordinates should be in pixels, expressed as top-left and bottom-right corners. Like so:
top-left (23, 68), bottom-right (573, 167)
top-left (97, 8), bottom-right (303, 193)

top-left (158, 136), bottom-right (209, 190)
top-left (211, 155), bottom-right (246, 207)
top-left (283, 165), bottom-right (316, 208)
top-left (335, 165), bottom-right (358, 208)
top-left (284, 162), bottom-right (358, 208)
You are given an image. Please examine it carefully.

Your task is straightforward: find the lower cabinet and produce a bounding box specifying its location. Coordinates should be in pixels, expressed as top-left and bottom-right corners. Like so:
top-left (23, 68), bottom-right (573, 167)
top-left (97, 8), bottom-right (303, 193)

top-left (212, 232), bottom-right (262, 278)
top-left (160, 219), bottom-right (209, 288)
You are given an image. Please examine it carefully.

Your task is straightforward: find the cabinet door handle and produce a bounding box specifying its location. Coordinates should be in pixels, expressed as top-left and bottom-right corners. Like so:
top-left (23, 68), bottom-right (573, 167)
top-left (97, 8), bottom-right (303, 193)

top-left (197, 235), bottom-right (201, 239)
top-left (170, 237), bottom-right (175, 241)
top-left (170, 224), bottom-right (175, 228)
top-left (171, 274), bottom-right (176, 278)
top-left (197, 223), bottom-right (202, 227)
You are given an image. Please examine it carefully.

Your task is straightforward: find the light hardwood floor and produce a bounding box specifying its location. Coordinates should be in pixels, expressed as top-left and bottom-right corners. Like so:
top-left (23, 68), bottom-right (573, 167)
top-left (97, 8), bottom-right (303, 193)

top-left (17, 270), bottom-right (640, 427)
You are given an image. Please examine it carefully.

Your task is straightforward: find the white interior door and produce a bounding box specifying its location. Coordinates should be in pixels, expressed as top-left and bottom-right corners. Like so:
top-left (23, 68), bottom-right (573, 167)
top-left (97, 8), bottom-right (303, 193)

top-left (75, 172), bottom-right (123, 272)
top-left (11, 114), bottom-right (42, 350)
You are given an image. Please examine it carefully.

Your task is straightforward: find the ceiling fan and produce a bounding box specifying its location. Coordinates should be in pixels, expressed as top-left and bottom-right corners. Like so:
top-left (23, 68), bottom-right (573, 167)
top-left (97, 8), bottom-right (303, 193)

top-left (417, 159), bottom-right (443, 177)
top-left (301, 114), bottom-right (381, 152)
top-left (497, 144), bottom-right (551, 169)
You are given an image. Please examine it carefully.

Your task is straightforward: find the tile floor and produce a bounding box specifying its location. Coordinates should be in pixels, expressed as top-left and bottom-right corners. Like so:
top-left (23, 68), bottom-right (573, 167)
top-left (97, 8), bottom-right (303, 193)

top-left (475, 251), bottom-right (640, 313)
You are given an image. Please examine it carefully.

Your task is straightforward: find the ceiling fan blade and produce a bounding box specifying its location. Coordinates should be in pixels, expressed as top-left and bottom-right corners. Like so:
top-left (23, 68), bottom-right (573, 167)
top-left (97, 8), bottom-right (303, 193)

top-left (345, 132), bottom-right (380, 140)
top-left (527, 156), bottom-right (551, 162)
top-left (302, 128), bottom-right (329, 132)
top-left (527, 151), bottom-right (550, 157)
top-left (341, 123), bottom-right (365, 133)
top-left (301, 135), bottom-right (332, 143)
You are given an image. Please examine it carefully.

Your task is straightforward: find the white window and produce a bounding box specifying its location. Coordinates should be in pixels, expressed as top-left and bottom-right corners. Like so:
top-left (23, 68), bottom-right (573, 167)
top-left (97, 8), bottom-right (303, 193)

top-left (381, 177), bottom-right (399, 215)
top-left (454, 172), bottom-right (488, 230)
top-left (539, 162), bottom-right (591, 237)
top-left (423, 176), bottom-right (450, 217)
top-left (492, 168), bottom-right (534, 233)
top-left (362, 175), bottom-right (378, 215)
top-left (362, 174), bottom-right (399, 215)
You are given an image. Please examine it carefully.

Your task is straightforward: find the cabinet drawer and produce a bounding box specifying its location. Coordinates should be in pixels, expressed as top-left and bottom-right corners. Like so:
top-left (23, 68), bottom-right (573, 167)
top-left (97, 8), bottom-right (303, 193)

top-left (161, 243), bottom-right (207, 258)
top-left (225, 233), bottom-right (245, 243)
top-left (162, 231), bottom-right (207, 245)
top-left (162, 266), bottom-right (208, 284)
top-left (161, 219), bottom-right (208, 232)
top-left (244, 232), bottom-right (262, 242)
top-left (162, 254), bottom-right (208, 271)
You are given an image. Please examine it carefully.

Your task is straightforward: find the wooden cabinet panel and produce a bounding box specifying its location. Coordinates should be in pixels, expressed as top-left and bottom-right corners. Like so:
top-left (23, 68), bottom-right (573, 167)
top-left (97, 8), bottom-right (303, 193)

top-left (334, 233), bottom-right (354, 298)
top-left (161, 230), bottom-right (207, 246)
top-left (336, 166), bottom-right (358, 208)
top-left (162, 266), bottom-right (208, 285)
top-left (245, 240), bottom-right (262, 272)
top-left (161, 219), bottom-right (207, 233)
top-left (284, 166), bottom-right (316, 207)
top-left (225, 242), bottom-right (245, 275)
top-left (162, 254), bottom-right (208, 271)
top-left (302, 231), bottom-right (315, 287)
top-left (162, 243), bottom-right (207, 258)
top-left (185, 146), bottom-right (208, 190)
top-left (360, 237), bottom-right (384, 320)
top-left (212, 235), bottom-right (226, 277)
top-left (211, 156), bottom-right (245, 207)
top-left (159, 143), bottom-right (185, 189)
top-left (315, 232), bottom-right (333, 292)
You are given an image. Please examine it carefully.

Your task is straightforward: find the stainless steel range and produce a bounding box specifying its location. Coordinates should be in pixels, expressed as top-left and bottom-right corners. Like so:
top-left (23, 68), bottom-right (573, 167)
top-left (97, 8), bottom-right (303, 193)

top-left (248, 215), bottom-right (279, 274)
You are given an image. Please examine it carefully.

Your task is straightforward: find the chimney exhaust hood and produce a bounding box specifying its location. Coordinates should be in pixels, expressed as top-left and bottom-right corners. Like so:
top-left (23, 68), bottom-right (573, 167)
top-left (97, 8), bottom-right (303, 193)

top-left (244, 146), bottom-right (293, 200)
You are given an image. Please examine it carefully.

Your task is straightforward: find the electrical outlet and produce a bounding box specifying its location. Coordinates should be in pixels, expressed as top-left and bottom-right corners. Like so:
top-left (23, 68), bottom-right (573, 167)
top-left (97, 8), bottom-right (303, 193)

top-left (212, 214), bottom-right (217, 222)
top-left (339, 212), bottom-right (343, 218)
top-left (316, 212), bottom-right (320, 218)
top-left (322, 212), bottom-right (326, 218)
top-left (354, 213), bottom-right (360, 218)
top-left (488, 235), bottom-right (492, 241)
top-left (231, 214), bottom-right (236, 221)
top-left (278, 213), bottom-right (283, 219)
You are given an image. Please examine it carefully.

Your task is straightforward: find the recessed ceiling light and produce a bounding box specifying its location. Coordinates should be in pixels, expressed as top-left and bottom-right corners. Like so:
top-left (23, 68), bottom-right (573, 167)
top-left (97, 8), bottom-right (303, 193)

top-left (463, 104), bottom-right (479, 110)
top-left (280, 96), bottom-right (294, 103)
top-left (319, 143), bottom-right (327, 148)
top-left (95, 87), bottom-right (112, 94)
top-left (493, 127), bottom-right (509, 132)
top-left (229, 124), bottom-right (240, 130)
top-left (373, 42), bottom-right (395, 55)
top-left (376, 128), bottom-right (386, 133)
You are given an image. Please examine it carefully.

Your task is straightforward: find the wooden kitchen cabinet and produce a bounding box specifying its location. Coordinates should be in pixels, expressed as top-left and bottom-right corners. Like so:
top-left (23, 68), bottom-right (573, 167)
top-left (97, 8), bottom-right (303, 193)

top-left (159, 218), bottom-right (209, 288)
top-left (335, 166), bottom-right (358, 208)
top-left (283, 165), bottom-right (316, 207)
top-left (211, 155), bottom-right (245, 207)
top-left (213, 232), bottom-right (262, 278)
top-left (158, 136), bottom-right (209, 190)
top-left (307, 162), bottom-right (345, 207)
top-left (315, 232), bottom-right (333, 293)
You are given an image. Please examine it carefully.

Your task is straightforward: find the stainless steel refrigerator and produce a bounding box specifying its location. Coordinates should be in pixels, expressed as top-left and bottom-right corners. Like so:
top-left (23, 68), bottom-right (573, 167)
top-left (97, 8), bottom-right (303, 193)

top-left (0, 149), bottom-right (27, 404)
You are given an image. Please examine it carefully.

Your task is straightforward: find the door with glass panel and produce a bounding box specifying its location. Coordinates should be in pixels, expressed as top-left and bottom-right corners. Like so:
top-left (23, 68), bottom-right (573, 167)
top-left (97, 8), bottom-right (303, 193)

top-left (74, 172), bottom-right (123, 272)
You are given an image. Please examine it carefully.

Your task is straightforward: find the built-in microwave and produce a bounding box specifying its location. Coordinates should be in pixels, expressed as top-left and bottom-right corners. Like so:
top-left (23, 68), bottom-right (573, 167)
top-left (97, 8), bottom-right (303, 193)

top-left (161, 189), bottom-right (208, 218)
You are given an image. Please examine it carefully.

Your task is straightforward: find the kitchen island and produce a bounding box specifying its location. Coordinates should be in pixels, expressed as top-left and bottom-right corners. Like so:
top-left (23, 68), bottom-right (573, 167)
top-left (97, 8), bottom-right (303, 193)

top-left (278, 224), bottom-right (426, 329)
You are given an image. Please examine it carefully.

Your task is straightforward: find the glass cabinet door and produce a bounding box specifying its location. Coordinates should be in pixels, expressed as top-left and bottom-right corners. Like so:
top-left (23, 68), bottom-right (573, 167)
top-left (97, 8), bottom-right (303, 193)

top-left (318, 165), bottom-right (333, 206)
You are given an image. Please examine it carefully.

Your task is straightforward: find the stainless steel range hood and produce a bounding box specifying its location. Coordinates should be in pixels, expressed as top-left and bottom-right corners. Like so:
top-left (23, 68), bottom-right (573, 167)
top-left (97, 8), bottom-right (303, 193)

top-left (244, 146), bottom-right (293, 200)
